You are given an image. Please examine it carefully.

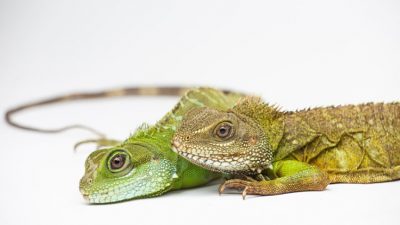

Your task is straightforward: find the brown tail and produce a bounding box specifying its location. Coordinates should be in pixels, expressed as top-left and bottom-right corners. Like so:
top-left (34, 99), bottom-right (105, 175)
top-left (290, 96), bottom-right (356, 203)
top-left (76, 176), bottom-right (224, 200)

top-left (4, 86), bottom-right (235, 136)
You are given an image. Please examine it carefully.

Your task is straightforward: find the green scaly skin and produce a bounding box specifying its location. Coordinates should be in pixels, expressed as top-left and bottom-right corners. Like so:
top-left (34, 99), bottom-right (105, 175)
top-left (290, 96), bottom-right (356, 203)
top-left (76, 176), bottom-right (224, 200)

top-left (79, 88), bottom-right (244, 203)
top-left (173, 96), bottom-right (400, 197)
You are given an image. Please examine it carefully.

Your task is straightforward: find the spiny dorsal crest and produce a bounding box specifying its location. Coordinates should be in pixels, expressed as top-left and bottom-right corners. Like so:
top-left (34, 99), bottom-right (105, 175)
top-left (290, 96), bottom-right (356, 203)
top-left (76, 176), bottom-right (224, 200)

top-left (231, 96), bottom-right (283, 122)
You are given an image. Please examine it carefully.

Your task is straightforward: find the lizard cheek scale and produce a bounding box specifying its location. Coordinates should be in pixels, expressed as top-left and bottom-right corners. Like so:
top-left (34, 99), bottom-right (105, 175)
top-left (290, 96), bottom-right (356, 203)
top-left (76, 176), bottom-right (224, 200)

top-left (80, 159), bottom-right (176, 204)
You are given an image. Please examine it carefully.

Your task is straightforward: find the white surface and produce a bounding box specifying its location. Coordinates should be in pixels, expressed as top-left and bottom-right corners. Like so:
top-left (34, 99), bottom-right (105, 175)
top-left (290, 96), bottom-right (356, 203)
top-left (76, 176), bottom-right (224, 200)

top-left (1, 1), bottom-right (399, 225)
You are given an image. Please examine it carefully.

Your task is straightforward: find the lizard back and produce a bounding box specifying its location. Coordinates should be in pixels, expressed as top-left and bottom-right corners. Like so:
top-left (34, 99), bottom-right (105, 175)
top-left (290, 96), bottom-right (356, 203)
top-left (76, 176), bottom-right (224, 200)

top-left (282, 102), bottom-right (400, 183)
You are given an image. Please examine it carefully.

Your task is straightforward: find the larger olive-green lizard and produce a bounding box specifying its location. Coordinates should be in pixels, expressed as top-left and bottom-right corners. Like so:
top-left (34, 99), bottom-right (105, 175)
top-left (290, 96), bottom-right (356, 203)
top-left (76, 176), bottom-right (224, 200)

top-left (172, 96), bottom-right (400, 198)
top-left (5, 86), bottom-right (245, 203)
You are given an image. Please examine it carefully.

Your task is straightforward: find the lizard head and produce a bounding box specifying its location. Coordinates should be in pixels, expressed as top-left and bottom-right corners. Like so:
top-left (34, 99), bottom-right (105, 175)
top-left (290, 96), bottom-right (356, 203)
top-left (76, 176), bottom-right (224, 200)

top-left (79, 125), bottom-right (220, 204)
top-left (172, 104), bottom-right (274, 174)
top-left (79, 142), bottom-right (177, 204)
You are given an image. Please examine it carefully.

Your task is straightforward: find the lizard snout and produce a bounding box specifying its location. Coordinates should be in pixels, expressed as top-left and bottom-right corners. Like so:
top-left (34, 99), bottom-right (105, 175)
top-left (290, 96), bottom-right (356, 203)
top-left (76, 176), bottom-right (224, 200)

top-left (171, 138), bottom-right (181, 153)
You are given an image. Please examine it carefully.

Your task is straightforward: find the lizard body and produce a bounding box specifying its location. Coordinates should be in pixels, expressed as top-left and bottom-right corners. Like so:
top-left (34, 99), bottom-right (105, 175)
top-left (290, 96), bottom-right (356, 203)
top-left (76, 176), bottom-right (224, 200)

top-left (173, 97), bottom-right (400, 197)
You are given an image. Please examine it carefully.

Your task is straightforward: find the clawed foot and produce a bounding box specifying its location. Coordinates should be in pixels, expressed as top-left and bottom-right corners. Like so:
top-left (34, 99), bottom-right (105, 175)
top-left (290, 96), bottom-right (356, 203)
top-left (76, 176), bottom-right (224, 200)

top-left (74, 138), bottom-right (120, 151)
top-left (218, 179), bottom-right (259, 200)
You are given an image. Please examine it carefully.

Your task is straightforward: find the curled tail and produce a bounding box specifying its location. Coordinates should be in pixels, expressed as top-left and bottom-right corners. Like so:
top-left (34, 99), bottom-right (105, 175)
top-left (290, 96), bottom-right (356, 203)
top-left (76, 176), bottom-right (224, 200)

top-left (4, 86), bottom-right (237, 136)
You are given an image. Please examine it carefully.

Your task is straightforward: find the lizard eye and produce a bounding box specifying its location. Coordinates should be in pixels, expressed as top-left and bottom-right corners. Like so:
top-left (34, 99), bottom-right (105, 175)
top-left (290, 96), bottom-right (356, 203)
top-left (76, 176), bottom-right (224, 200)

top-left (108, 150), bottom-right (131, 172)
top-left (214, 122), bottom-right (234, 139)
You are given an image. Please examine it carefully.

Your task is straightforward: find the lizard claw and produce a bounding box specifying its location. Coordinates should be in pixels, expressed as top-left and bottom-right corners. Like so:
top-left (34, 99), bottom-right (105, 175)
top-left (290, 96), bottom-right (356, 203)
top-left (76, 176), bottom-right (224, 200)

top-left (219, 179), bottom-right (253, 199)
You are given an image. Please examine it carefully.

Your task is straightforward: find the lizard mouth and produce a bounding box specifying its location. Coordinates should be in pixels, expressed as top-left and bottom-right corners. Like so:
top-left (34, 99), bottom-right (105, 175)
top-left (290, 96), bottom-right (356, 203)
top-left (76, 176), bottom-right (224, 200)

top-left (171, 138), bottom-right (198, 159)
top-left (171, 139), bottom-right (181, 153)
top-left (171, 138), bottom-right (195, 158)
top-left (172, 138), bottom-right (200, 159)
top-left (171, 139), bottom-right (191, 158)
top-left (171, 138), bottom-right (227, 172)
top-left (82, 194), bottom-right (90, 202)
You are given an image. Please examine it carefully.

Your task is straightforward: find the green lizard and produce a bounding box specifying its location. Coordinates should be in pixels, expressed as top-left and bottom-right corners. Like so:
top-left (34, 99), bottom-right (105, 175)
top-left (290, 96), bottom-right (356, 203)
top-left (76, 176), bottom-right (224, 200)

top-left (5, 86), bottom-right (244, 203)
top-left (78, 88), bottom-right (245, 203)
top-left (172, 96), bottom-right (400, 198)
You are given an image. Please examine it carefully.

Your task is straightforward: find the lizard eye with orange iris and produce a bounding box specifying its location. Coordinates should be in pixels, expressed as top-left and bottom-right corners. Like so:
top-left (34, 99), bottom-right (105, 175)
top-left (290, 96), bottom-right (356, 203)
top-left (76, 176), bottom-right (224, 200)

top-left (215, 122), bottom-right (233, 138)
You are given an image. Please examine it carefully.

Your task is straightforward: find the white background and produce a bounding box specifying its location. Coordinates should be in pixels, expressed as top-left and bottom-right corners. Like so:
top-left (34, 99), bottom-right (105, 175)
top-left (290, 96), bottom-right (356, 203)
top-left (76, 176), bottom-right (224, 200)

top-left (1, 1), bottom-right (399, 225)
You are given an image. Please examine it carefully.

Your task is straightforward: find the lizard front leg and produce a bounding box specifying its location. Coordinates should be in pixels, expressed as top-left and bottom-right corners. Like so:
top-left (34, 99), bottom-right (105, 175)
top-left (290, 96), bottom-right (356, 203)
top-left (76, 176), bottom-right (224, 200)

top-left (220, 160), bottom-right (329, 199)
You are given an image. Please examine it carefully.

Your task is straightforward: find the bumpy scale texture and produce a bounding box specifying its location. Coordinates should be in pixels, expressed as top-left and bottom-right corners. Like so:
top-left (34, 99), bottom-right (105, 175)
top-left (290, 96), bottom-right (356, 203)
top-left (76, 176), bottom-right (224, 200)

top-left (173, 97), bottom-right (400, 196)
top-left (80, 88), bottom-right (245, 203)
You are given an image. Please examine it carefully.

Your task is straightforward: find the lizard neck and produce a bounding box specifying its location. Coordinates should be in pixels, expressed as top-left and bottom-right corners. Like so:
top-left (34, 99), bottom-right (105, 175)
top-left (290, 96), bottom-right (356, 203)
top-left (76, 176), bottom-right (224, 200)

top-left (273, 112), bottom-right (319, 161)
